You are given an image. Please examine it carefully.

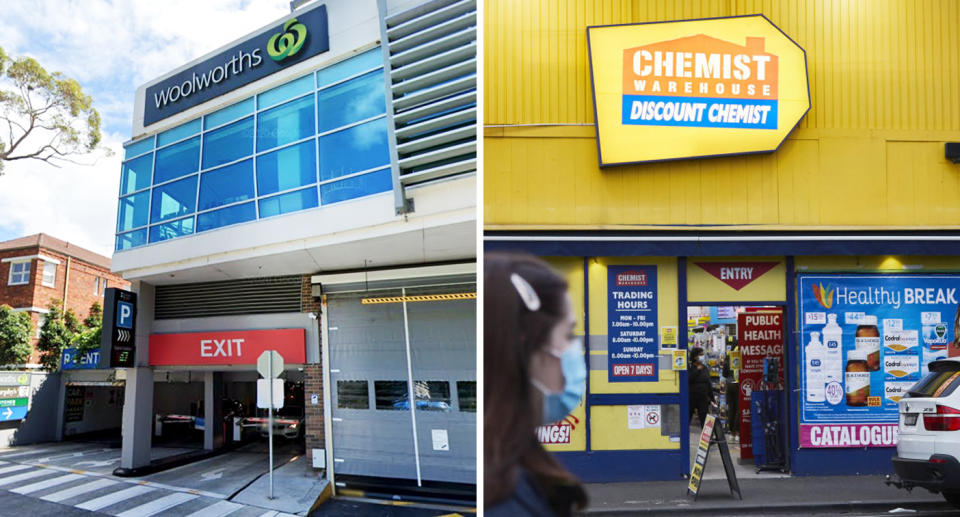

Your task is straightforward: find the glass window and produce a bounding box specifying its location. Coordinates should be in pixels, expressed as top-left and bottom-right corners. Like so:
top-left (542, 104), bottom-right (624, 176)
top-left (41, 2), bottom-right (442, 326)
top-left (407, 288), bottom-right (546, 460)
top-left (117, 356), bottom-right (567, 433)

top-left (317, 70), bottom-right (386, 132)
top-left (258, 187), bottom-right (318, 218)
top-left (93, 277), bottom-right (100, 295)
top-left (149, 216), bottom-right (194, 243)
top-left (318, 118), bottom-right (390, 181)
top-left (317, 48), bottom-right (382, 88)
top-left (413, 381), bottom-right (451, 411)
top-left (374, 381), bottom-right (409, 410)
top-left (156, 118), bottom-right (201, 147)
top-left (123, 137), bottom-right (154, 159)
top-left (151, 175), bottom-right (197, 223)
top-left (457, 381), bottom-right (476, 412)
top-left (256, 95), bottom-right (314, 152)
top-left (256, 140), bottom-right (316, 196)
top-left (909, 365), bottom-right (960, 398)
top-left (120, 153), bottom-right (153, 195)
top-left (337, 380), bottom-right (369, 409)
top-left (8, 261), bottom-right (30, 285)
top-left (115, 229), bottom-right (147, 251)
top-left (205, 97), bottom-right (254, 129)
top-left (258, 75), bottom-right (313, 109)
top-left (153, 136), bottom-right (200, 184)
top-left (202, 116), bottom-right (254, 170)
top-left (117, 191), bottom-right (150, 232)
top-left (320, 167), bottom-right (392, 204)
top-left (41, 261), bottom-right (56, 287)
top-left (196, 202), bottom-right (256, 233)
top-left (198, 159), bottom-right (254, 211)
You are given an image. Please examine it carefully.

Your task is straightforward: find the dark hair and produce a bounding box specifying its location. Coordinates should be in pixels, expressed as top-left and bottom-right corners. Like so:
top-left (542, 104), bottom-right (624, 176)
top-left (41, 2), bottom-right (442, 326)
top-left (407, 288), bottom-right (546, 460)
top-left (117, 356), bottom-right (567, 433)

top-left (689, 347), bottom-right (704, 362)
top-left (484, 252), bottom-right (587, 514)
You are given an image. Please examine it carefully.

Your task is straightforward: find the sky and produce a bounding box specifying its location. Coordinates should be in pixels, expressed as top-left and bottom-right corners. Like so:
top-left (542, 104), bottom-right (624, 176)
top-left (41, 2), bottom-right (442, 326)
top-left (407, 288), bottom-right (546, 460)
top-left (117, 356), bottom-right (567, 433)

top-left (0, 0), bottom-right (293, 256)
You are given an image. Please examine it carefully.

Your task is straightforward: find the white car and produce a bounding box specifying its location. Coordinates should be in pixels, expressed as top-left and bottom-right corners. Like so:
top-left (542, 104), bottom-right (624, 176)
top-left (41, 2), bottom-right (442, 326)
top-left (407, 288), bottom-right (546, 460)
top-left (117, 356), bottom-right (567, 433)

top-left (891, 357), bottom-right (960, 507)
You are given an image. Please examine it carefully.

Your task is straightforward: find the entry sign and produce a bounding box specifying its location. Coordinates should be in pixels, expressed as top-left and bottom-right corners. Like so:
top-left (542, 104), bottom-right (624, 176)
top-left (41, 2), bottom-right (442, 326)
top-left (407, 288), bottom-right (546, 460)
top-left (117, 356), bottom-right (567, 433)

top-left (587, 15), bottom-right (810, 166)
top-left (101, 288), bottom-right (137, 368)
top-left (257, 351), bottom-right (284, 379)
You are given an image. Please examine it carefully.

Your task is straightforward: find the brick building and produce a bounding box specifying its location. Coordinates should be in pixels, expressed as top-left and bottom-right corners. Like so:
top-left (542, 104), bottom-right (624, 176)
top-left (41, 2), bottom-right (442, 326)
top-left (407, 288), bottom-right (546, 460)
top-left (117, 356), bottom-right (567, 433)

top-left (0, 234), bottom-right (129, 365)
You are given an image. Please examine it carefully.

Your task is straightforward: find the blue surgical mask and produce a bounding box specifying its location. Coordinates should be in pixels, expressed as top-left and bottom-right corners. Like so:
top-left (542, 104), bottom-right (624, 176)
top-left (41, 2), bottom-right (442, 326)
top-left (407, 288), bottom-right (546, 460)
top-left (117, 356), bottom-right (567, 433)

top-left (533, 338), bottom-right (587, 425)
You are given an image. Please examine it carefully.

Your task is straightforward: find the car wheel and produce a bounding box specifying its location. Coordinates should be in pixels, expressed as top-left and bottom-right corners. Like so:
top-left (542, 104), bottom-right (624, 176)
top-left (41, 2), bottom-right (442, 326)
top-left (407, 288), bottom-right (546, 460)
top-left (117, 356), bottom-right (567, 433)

top-left (943, 491), bottom-right (960, 508)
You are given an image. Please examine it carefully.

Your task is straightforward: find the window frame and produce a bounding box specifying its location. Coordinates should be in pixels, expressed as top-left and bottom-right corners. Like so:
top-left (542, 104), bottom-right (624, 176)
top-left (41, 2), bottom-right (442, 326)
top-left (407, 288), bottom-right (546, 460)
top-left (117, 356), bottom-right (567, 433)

top-left (41, 260), bottom-right (57, 288)
top-left (7, 259), bottom-right (31, 286)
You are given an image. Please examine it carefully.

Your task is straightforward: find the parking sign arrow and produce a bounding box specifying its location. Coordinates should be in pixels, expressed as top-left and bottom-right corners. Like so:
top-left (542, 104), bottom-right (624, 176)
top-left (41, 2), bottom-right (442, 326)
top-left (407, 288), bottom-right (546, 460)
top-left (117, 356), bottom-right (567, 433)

top-left (2, 408), bottom-right (12, 420)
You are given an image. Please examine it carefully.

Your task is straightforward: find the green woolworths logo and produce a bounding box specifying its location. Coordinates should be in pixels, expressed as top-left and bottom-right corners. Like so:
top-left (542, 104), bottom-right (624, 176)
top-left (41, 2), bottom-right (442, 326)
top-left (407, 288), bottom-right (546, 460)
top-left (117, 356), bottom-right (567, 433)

top-left (267, 18), bottom-right (307, 61)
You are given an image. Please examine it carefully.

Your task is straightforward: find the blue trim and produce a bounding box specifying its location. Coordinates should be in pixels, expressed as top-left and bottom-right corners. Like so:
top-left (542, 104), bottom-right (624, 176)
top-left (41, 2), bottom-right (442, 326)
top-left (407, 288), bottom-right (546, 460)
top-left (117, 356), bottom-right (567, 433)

top-left (791, 447), bottom-right (896, 476)
top-left (554, 450), bottom-right (686, 482)
top-left (678, 256), bottom-right (690, 476)
top-left (583, 256), bottom-right (592, 451)
top-left (588, 393), bottom-right (680, 406)
top-left (785, 256), bottom-right (797, 474)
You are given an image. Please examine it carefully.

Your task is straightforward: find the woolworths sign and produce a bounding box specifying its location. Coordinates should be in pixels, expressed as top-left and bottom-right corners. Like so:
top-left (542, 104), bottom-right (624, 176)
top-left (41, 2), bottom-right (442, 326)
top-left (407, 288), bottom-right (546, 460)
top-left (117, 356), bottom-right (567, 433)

top-left (143, 4), bottom-right (329, 126)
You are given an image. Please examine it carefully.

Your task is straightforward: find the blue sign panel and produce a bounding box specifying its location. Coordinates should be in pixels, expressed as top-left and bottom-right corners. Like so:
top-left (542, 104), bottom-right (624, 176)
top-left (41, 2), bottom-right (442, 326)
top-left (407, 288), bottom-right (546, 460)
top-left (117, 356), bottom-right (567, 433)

top-left (607, 265), bottom-right (659, 382)
top-left (61, 348), bottom-right (101, 370)
top-left (143, 4), bottom-right (330, 126)
top-left (0, 406), bottom-right (27, 422)
top-left (116, 301), bottom-right (134, 329)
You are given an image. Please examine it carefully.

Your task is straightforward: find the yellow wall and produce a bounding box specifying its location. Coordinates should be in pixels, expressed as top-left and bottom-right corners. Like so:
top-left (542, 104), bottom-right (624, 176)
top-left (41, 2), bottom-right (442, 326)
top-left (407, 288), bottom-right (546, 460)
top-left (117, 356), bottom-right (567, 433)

top-left (484, 0), bottom-right (960, 228)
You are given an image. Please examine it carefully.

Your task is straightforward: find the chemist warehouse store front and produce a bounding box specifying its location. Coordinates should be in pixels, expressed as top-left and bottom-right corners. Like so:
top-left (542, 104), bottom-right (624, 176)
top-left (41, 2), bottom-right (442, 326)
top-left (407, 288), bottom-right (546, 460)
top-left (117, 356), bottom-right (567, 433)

top-left (484, 0), bottom-right (960, 482)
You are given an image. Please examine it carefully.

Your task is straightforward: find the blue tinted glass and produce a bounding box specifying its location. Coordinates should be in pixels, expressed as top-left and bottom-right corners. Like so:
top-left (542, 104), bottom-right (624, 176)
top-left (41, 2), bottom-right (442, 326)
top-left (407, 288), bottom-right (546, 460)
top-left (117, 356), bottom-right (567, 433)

top-left (154, 136), bottom-right (200, 184)
top-left (198, 160), bottom-right (254, 211)
top-left (258, 75), bottom-right (314, 109)
top-left (124, 138), bottom-right (154, 159)
top-left (317, 70), bottom-right (385, 132)
top-left (117, 191), bottom-right (150, 232)
top-left (317, 49), bottom-right (382, 88)
top-left (202, 116), bottom-right (254, 169)
top-left (258, 187), bottom-right (318, 218)
top-left (116, 229), bottom-right (147, 251)
top-left (197, 202), bottom-right (256, 232)
top-left (256, 140), bottom-right (316, 196)
top-left (157, 118), bottom-right (201, 147)
top-left (205, 97), bottom-right (254, 129)
top-left (256, 96), bottom-right (314, 152)
top-left (321, 168), bottom-right (392, 204)
top-left (151, 175), bottom-right (197, 223)
top-left (318, 118), bottom-right (390, 181)
top-left (149, 217), bottom-right (194, 243)
top-left (120, 153), bottom-right (153, 195)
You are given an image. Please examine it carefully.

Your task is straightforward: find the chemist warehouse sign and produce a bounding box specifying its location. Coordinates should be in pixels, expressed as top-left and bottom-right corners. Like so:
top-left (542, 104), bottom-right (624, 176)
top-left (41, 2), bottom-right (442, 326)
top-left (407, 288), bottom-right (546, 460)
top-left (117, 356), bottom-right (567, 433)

top-left (587, 15), bottom-right (810, 166)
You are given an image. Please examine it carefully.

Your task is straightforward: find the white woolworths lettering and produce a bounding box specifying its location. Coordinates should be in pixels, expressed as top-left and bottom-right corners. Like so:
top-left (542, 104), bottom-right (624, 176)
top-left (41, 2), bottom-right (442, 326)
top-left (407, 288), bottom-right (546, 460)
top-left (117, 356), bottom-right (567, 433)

top-left (200, 338), bottom-right (246, 357)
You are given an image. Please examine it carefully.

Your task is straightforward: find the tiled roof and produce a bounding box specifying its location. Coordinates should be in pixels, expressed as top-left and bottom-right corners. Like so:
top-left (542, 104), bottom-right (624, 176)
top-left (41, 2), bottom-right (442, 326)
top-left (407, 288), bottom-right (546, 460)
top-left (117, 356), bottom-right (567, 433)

top-left (0, 234), bottom-right (112, 270)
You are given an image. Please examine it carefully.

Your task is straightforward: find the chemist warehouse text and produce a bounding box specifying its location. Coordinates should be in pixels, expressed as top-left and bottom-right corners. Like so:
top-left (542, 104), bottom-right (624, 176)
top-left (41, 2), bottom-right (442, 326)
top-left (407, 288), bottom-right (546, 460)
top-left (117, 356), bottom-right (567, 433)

top-left (619, 35), bottom-right (780, 130)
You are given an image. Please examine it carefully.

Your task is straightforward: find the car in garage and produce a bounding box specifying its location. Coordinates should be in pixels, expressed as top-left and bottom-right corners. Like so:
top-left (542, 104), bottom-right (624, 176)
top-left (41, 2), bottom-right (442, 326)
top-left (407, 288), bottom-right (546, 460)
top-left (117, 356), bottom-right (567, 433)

top-left (242, 406), bottom-right (304, 440)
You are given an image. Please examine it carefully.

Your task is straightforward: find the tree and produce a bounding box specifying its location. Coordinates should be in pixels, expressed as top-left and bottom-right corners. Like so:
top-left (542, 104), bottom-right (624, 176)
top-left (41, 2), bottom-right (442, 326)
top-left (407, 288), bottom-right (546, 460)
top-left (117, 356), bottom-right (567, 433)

top-left (0, 305), bottom-right (32, 365)
top-left (0, 45), bottom-right (104, 175)
top-left (74, 302), bottom-right (102, 356)
top-left (36, 300), bottom-right (80, 371)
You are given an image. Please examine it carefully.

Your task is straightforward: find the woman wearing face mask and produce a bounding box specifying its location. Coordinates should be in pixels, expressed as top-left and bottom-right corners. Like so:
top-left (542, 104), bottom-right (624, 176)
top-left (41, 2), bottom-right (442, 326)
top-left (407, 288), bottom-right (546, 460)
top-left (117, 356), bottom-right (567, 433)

top-left (484, 252), bottom-right (588, 516)
top-left (688, 347), bottom-right (714, 428)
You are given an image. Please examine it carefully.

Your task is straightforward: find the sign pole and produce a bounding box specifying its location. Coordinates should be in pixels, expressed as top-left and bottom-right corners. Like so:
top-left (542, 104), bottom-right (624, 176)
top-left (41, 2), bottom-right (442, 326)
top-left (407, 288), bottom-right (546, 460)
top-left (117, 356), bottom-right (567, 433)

top-left (268, 351), bottom-right (274, 500)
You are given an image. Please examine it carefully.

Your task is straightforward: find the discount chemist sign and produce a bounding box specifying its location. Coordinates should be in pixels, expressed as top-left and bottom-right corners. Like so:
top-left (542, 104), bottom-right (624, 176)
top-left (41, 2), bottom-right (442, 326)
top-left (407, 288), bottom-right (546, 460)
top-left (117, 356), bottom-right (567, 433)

top-left (587, 15), bottom-right (809, 166)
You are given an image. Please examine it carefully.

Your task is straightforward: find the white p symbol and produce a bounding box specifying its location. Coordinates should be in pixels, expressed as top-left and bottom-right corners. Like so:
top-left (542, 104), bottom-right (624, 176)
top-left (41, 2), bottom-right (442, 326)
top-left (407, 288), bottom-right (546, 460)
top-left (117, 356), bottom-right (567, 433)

top-left (119, 304), bottom-right (132, 325)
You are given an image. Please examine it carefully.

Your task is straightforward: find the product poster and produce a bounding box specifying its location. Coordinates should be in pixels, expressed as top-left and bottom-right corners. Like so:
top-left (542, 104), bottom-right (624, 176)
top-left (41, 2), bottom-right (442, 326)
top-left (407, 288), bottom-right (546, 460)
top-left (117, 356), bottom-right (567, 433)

top-left (607, 265), bottom-right (659, 382)
top-left (798, 274), bottom-right (960, 448)
top-left (737, 310), bottom-right (784, 459)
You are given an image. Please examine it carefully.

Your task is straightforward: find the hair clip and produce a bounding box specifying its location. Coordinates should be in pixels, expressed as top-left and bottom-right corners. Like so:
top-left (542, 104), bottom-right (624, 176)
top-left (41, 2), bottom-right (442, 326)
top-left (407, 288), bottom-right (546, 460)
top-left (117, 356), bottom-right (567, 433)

top-left (510, 273), bottom-right (541, 311)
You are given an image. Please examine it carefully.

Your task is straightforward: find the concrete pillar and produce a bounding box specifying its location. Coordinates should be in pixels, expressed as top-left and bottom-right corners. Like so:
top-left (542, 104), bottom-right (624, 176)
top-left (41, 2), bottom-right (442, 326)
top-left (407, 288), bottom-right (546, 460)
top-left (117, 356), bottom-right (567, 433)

top-left (120, 367), bottom-right (153, 469)
top-left (204, 371), bottom-right (223, 450)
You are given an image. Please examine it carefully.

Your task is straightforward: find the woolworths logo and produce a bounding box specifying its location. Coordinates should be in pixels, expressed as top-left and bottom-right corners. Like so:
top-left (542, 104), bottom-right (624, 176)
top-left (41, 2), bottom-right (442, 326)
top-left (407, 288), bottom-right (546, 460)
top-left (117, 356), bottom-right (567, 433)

top-left (267, 18), bottom-right (307, 61)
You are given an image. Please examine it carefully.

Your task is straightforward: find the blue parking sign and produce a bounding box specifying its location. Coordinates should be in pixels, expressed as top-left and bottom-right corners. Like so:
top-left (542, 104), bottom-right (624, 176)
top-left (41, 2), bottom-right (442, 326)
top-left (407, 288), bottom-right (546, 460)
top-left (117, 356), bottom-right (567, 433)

top-left (117, 301), bottom-right (134, 329)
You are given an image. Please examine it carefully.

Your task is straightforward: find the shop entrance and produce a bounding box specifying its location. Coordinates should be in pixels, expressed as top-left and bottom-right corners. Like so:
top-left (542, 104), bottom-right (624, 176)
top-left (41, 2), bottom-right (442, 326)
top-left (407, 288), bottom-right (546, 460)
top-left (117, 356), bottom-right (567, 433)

top-left (327, 282), bottom-right (476, 498)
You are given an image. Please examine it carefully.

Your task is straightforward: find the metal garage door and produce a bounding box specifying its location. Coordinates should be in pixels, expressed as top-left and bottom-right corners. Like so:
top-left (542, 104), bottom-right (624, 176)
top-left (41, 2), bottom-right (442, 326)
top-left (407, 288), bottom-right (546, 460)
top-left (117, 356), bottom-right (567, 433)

top-left (328, 283), bottom-right (476, 486)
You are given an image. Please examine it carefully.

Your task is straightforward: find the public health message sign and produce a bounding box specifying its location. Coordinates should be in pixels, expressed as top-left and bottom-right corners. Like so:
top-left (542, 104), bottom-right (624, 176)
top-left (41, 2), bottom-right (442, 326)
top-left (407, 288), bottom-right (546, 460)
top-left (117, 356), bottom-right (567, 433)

top-left (587, 15), bottom-right (809, 166)
top-left (799, 274), bottom-right (960, 448)
top-left (607, 265), bottom-right (659, 382)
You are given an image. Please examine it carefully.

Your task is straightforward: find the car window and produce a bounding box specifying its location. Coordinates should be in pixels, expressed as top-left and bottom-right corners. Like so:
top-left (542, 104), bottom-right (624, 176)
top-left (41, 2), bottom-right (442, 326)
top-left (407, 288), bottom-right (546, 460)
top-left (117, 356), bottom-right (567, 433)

top-left (908, 367), bottom-right (960, 398)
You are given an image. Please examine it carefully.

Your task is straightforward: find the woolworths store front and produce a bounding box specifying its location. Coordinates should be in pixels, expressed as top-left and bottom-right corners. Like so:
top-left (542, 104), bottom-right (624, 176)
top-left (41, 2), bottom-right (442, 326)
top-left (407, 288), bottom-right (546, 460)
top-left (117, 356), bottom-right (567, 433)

top-left (484, 1), bottom-right (960, 481)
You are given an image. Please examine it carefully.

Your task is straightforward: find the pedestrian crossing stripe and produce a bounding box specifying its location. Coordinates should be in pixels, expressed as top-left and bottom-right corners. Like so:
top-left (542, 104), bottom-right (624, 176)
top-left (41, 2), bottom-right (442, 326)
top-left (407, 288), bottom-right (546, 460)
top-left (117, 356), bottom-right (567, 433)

top-left (361, 292), bottom-right (477, 304)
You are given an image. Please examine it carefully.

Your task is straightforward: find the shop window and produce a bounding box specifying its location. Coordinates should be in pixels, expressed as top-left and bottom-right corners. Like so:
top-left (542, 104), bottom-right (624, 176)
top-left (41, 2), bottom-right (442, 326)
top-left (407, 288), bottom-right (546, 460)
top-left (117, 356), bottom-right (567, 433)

top-left (317, 48), bottom-right (382, 89)
top-left (205, 97), bottom-right (254, 130)
top-left (151, 175), bottom-right (197, 223)
top-left (337, 380), bottom-right (369, 409)
top-left (7, 261), bottom-right (30, 285)
top-left (123, 137), bottom-right (154, 160)
top-left (198, 159), bottom-right (254, 211)
top-left (256, 95), bottom-right (315, 152)
top-left (317, 70), bottom-right (386, 133)
top-left (154, 136), bottom-right (200, 184)
top-left (156, 118), bottom-right (201, 147)
top-left (149, 216), bottom-right (194, 243)
top-left (414, 381), bottom-right (451, 411)
top-left (317, 118), bottom-right (390, 182)
top-left (374, 380), bottom-right (409, 410)
top-left (41, 261), bottom-right (56, 288)
top-left (115, 229), bottom-right (147, 251)
top-left (202, 116), bottom-right (254, 170)
top-left (320, 167), bottom-right (391, 205)
top-left (117, 191), bottom-right (150, 232)
top-left (256, 140), bottom-right (316, 196)
top-left (258, 186), bottom-right (318, 219)
top-left (120, 153), bottom-right (153, 195)
top-left (456, 381), bottom-right (476, 412)
top-left (196, 202), bottom-right (256, 233)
